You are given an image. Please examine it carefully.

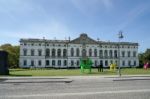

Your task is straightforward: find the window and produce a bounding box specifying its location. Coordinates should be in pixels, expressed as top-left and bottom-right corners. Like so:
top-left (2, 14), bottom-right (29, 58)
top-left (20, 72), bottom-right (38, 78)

top-left (122, 51), bottom-right (125, 57)
top-left (82, 49), bottom-right (86, 57)
top-left (128, 51), bottom-right (130, 57)
top-left (114, 50), bottom-right (117, 58)
top-left (133, 51), bottom-right (136, 57)
top-left (109, 50), bottom-right (113, 58)
top-left (31, 60), bottom-right (34, 66)
top-left (38, 50), bottom-right (42, 56)
top-left (38, 60), bottom-right (42, 66)
top-left (52, 60), bottom-right (55, 66)
top-left (134, 61), bottom-right (136, 66)
top-left (58, 60), bottom-right (61, 66)
top-left (94, 49), bottom-right (97, 57)
top-left (99, 50), bottom-right (103, 58)
top-left (77, 60), bottom-right (79, 66)
top-left (71, 60), bottom-right (74, 66)
top-left (31, 49), bottom-right (34, 56)
top-left (128, 61), bottom-right (131, 66)
top-left (105, 60), bottom-right (108, 66)
top-left (23, 49), bottom-right (27, 56)
top-left (89, 49), bottom-right (92, 57)
top-left (104, 50), bottom-right (108, 58)
top-left (95, 60), bottom-right (97, 66)
top-left (52, 49), bottom-right (55, 57)
top-left (71, 48), bottom-right (74, 57)
top-left (46, 60), bottom-right (49, 66)
top-left (76, 48), bottom-right (80, 57)
top-left (64, 60), bottom-right (67, 66)
top-left (122, 61), bottom-right (125, 66)
top-left (57, 49), bottom-right (61, 57)
top-left (23, 60), bottom-right (27, 66)
top-left (63, 49), bottom-right (67, 57)
top-left (100, 60), bottom-right (103, 66)
top-left (46, 49), bottom-right (50, 56)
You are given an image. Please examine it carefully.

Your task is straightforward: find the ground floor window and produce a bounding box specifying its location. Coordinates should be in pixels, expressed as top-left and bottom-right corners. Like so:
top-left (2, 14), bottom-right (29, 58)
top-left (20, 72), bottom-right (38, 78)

top-left (128, 60), bottom-right (131, 66)
top-left (46, 60), bottom-right (49, 66)
top-left (134, 61), bottom-right (136, 66)
top-left (95, 60), bottom-right (97, 66)
top-left (71, 60), bottom-right (74, 66)
top-left (31, 60), bottom-right (34, 66)
top-left (23, 60), bottom-right (27, 66)
top-left (64, 60), bottom-right (67, 66)
top-left (38, 60), bottom-right (42, 66)
top-left (77, 60), bottom-right (79, 66)
top-left (122, 60), bottom-right (125, 66)
top-left (52, 60), bottom-right (55, 66)
top-left (100, 60), bottom-right (103, 66)
top-left (105, 60), bottom-right (108, 66)
top-left (58, 60), bottom-right (61, 66)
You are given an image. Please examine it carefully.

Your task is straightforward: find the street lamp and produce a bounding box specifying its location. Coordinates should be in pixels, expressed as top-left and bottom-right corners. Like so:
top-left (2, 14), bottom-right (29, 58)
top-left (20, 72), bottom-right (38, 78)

top-left (118, 31), bottom-right (124, 77)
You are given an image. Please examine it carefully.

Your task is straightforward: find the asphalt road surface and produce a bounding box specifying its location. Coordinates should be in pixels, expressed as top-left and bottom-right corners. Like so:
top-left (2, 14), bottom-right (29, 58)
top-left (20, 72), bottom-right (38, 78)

top-left (0, 76), bottom-right (150, 99)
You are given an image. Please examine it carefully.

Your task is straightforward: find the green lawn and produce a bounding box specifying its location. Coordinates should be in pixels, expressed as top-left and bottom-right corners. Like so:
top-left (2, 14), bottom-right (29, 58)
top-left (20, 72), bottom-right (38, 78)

top-left (8, 68), bottom-right (150, 76)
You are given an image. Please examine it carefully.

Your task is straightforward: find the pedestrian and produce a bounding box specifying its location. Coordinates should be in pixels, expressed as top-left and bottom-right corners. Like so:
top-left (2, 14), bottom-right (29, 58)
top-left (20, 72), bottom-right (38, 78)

top-left (99, 63), bottom-right (103, 72)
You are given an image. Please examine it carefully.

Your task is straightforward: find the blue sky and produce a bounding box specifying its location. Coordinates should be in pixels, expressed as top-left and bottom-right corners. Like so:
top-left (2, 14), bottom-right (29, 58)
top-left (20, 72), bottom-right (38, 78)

top-left (0, 0), bottom-right (150, 52)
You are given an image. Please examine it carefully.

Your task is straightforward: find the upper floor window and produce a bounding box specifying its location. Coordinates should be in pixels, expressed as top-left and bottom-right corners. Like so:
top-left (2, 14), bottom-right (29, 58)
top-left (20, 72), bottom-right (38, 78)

top-left (31, 49), bottom-right (34, 56)
top-left (104, 50), bottom-right (108, 57)
top-left (52, 49), bottom-right (55, 57)
top-left (23, 49), bottom-right (27, 56)
top-left (46, 49), bottom-right (50, 56)
top-left (128, 51), bottom-right (130, 57)
top-left (89, 49), bottom-right (92, 57)
top-left (94, 49), bottom-right (97, 57)
top-left (71, 48), bottom-right (74, 57)
top-left (133, 51), bottom-right (136, 57)
top-left (63, 49), bottom-right (67, 57)
top-left (57, 49), bottom-right (61, 57)
top-left (109, 50), bottom-right (113, 58)
top-left (99, 50), bottom-right (103, 57)
top-left (122, 51), bottom-right (125, 57)
top-left (76, 48), bottom-right (80, 57)
top-left (38, 49), bottom-right (42, 56)
top-left (114, 50), bottom-right (117, 58)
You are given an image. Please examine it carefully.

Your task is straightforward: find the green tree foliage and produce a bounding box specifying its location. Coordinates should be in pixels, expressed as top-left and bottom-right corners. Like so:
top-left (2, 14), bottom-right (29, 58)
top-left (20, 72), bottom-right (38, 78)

top-left (138, 49), bottom-right (150, 68)
top-left (0, 44), bottom-right (20, 68)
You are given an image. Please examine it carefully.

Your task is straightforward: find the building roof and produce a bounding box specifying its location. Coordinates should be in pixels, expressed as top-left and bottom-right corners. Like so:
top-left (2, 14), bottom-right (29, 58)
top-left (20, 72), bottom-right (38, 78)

top-left (20, 33), bottom-right (138, 46)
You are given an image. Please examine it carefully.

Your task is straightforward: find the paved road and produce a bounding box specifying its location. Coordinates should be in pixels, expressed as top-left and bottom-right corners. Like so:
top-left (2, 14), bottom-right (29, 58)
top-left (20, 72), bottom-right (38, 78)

top-left (0, 76), bottom-right (150, 99)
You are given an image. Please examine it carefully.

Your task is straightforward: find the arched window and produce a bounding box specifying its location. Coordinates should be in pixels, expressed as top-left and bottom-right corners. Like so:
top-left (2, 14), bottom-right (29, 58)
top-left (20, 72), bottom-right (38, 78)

top-left (89, 49), bottom-right (92, 57)
top-left (46, 49), bottom-right (50, 56)
top-left (31, 49), bottom-right (34, 56)
top-left (71, 48), bottom-right (74, 57)
top-left (99, 50), bottom-right (103, 58)
top-left (23, 49), bottom-right (27, 56)
top-left (114, 50), bottom-right (117, 58)
top-left (104, 50), bottom-right (108, 58)
top-left (94, 49), bottom-right (97, 57)
top-left (82, 49), bottom-right (86, 57)
top-left (109, 50), bottom-right (112, 58)
top-left (128, 51), bottom-right (130, 57)
top-left (63, 49), bottom-right (67, 57)
top-left (57, 49), bottom-right (61, 57)
top-left (38, 49), bottom-right (42, 56)
top-left (52, 49), bottom-right (55, 57)
top-left (76, 48), bottom-right (80, 57)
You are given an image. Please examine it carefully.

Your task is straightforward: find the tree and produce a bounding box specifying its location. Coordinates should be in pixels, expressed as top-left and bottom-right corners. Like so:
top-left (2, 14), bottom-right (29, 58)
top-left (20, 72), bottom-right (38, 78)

top-left (0, 44), bottom-right (20, 68)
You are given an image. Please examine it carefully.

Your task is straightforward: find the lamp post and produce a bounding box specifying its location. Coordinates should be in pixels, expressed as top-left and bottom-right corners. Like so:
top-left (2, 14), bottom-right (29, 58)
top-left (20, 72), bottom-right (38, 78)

top-left (118, 31), bottom-right (123, 77)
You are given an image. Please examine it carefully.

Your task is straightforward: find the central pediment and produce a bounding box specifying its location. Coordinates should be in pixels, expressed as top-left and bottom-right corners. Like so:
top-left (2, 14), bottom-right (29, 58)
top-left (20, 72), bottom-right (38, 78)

top-left (70, 33), bottom-right (98, 44)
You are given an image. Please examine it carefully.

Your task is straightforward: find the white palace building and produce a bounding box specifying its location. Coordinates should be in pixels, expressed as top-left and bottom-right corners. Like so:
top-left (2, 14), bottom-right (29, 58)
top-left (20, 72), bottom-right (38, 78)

top-left (19, 33), bottom-right (139, 68)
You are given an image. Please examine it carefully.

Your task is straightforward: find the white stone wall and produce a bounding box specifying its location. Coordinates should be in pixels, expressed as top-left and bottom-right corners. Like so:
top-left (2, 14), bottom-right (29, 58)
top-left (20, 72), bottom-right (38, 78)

top-left (19, 41), bottom-right (139, 68)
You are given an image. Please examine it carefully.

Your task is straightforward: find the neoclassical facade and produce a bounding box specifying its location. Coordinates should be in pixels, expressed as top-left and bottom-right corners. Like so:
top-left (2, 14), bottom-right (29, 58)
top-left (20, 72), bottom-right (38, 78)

top-left (19, 33), bottom-right (139, 68)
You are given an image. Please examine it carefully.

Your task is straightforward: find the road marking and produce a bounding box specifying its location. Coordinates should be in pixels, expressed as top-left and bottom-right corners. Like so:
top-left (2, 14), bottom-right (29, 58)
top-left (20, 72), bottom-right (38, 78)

top-left (1, 89), bottom-right (150, 98)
